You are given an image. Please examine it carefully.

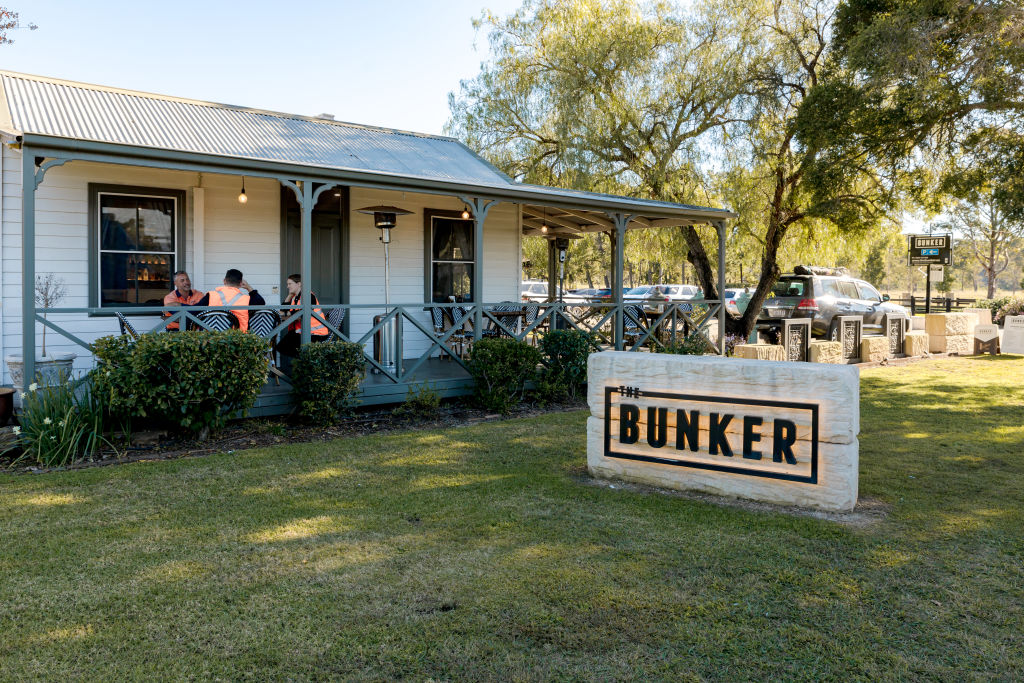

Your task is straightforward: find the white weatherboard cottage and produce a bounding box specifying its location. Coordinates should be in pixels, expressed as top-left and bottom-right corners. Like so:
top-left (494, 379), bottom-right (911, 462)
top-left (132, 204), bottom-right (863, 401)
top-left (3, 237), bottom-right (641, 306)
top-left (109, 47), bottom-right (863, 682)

top-left (0, 71), bottom-right (734, 413)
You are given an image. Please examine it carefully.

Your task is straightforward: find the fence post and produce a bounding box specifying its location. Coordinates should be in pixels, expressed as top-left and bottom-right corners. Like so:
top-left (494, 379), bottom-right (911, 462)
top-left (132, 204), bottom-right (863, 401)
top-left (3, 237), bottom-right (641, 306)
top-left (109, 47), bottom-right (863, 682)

top-left (910, 295), bottom-right (916, 316)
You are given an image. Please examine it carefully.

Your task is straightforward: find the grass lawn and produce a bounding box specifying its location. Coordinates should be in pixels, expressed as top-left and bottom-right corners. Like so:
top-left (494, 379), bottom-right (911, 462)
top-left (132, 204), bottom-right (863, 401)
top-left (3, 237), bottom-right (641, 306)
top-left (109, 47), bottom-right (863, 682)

top-left (1, 356), bottom-right (1023, 680)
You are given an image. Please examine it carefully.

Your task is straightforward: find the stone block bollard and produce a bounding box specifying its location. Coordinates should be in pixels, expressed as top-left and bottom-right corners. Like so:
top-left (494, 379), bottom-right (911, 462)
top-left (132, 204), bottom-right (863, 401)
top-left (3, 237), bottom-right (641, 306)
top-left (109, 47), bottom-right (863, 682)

top-left (809, 340), bottom-right (842, 363)
top-left (903, 331), bottom-right (929, 357)
top-left (860, 336), bottom-right (888, 363)
top-left (734, 344), bottom-right (785, 361)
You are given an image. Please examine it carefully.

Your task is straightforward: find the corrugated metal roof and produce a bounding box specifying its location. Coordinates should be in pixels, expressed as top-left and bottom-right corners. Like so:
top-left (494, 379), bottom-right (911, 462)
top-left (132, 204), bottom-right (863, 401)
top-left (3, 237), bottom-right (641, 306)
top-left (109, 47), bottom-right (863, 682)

top-left (0, 71), bottom-right (735, 220)
top-left (0, 71), bottom-right (512, 186)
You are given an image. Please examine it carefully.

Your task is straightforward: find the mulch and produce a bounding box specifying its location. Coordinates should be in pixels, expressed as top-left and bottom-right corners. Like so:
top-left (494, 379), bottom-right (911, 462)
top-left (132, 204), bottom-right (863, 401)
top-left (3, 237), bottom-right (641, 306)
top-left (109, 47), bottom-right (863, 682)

top-left (1, 397), bottom-right (588, 475)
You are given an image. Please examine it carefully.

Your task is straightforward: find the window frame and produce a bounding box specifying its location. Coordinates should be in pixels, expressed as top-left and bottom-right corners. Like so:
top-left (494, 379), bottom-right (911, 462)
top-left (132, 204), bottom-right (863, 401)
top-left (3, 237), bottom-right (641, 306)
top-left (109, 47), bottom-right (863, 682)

top-left (856, 281), bottom-right (882, 303)
top-left (88, 184), bottom-right (186, 312)
top-left (423, 209), bottom-right (476, 303)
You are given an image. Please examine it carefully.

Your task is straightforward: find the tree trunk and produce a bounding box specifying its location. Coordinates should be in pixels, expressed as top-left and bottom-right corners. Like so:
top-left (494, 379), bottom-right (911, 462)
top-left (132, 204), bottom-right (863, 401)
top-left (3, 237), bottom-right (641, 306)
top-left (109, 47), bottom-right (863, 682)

top-left (987, 239), bottom-right (997, 299)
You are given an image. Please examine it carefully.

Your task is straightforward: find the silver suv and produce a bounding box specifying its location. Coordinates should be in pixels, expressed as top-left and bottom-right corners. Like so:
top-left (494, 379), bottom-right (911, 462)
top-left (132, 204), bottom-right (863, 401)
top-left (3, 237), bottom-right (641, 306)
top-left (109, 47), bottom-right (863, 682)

top-left (757, 267), bottom-right (909, 339)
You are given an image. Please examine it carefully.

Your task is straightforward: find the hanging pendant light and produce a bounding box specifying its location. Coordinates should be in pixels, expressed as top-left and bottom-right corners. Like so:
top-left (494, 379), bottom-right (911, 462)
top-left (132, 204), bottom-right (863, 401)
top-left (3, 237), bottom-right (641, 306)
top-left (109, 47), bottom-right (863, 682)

top-left (238, 176), bottom-right (248, 204)
top-left (461, 204), bottom-right (471, 220)
top-left (541, 207), bottom-right (548, 233)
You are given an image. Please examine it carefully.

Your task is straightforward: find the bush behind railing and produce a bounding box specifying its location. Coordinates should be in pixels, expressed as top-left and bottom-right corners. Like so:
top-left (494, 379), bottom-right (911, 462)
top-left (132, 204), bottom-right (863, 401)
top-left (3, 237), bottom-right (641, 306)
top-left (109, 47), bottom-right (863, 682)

top-left (537, 329), bottom-right (593, 402)
top-left (468, 338), bottom-right (541, 413)
top-left (292, 341), bottom-right (366, 425)
top-left (92, 330), bottom-right (269, 436)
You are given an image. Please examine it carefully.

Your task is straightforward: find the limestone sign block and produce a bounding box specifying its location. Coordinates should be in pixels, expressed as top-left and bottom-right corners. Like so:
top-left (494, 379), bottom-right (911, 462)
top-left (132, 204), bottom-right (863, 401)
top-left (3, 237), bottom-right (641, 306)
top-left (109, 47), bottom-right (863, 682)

top-left (735, 344), bottom-right (785, 361)
top-left (860, 336), bottom-right (888, 363)
top-left (809, 340), bottom-right (842, 364)
top-left (1003, 316), bottom-right (1024, 355)
top-left (929, 333), bottom-right (972, 354)
top-left (925, 312), bottom-right (972, 336)
top-left (587, 352), bottom-right (860, 511)
top-left (963, 307), bottom-right (993, 326)
top-left (910, 316), bottom-right (926, 331)
top-left (904, 331), bottom-right (928, 357)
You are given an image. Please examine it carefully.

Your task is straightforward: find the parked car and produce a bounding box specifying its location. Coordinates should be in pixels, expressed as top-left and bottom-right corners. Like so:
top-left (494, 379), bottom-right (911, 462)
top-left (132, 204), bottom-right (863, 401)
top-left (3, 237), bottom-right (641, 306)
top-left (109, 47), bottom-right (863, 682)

top-left (521, 280), bottom-right (550, 302)
top-left (624, 284), bottom-right (701, 302)
top-left (757, 266), bottom-right (909, 339)
top-left (724, 288), bottom-right (751, 317)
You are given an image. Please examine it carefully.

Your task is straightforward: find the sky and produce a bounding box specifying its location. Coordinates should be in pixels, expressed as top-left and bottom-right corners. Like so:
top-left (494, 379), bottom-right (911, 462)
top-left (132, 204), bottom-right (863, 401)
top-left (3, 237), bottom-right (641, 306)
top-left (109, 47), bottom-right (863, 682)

top-left (0, 0), bottom-right (523, 135)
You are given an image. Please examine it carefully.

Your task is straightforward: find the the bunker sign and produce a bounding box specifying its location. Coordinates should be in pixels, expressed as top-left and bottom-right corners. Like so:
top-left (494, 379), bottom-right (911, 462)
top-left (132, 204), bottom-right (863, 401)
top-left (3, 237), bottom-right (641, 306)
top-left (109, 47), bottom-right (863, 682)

top-left (587, 352), bottom-right (860, 512)
top-left (604, 386), bottom-right (818, 484)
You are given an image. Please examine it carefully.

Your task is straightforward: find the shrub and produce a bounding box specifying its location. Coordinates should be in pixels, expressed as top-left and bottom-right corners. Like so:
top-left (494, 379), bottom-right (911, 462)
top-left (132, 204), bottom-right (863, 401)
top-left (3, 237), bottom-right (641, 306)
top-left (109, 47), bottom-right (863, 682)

top-left (663, 333), bottom-right (715, 355)
top-left (5, 375), bottom-right (109, 468)
top-left (538, 329), bottom-right (593, 401)
top-left (393, 382), bottom-right (441, 420)
top-left (976, 297), bottom-right (1011, 321)
top-left (994, 297), bottom-right (1024, 325)
top-left (92, 330), bottom-right (269, 436)
top-left (292, 341), bottom-right (365, 425)
top-left (467, 338), bottom-right (541, 413)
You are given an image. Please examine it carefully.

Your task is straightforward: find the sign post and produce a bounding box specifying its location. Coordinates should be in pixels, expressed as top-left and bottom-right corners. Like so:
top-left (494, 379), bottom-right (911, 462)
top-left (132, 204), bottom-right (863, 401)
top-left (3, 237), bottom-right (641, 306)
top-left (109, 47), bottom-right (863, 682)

top-left (908, 234), bottom-right (952, 314)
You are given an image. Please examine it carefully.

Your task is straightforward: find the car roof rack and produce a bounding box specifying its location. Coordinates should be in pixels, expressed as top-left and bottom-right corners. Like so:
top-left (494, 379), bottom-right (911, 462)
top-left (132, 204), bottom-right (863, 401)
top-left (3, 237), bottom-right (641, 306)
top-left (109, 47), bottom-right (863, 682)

top-left (793, 265), bottom-right (850, 277)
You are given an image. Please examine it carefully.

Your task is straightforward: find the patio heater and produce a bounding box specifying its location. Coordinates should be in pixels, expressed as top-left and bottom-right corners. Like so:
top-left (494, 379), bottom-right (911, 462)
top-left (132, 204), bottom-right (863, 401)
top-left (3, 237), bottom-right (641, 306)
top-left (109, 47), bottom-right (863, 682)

top-left (356, 205), bottom-right (414, 372)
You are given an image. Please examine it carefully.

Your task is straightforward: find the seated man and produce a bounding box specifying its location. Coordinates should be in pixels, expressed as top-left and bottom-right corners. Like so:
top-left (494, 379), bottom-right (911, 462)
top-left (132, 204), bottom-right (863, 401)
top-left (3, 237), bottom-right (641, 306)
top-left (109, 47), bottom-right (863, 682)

top-left (162, 270), bottom-right (204, 331)
top-left (196, 269), bottom-right (266, 332)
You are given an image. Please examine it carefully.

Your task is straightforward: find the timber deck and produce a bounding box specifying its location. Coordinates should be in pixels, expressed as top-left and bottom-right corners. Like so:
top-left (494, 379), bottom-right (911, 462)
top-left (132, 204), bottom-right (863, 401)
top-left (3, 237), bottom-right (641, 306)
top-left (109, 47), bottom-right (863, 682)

top-left (249, 356), bottom-right (473, 417)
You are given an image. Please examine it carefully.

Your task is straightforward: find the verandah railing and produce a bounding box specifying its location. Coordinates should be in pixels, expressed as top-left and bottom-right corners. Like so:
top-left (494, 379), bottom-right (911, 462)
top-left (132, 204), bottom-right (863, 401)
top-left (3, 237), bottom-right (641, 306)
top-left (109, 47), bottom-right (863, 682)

top-left (34, 298), bottom-right (725, 386)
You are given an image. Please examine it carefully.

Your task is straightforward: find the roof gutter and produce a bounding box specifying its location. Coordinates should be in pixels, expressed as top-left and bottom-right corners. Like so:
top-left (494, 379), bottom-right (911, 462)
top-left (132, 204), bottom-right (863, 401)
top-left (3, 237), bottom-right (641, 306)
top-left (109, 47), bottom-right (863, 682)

top-left (21, 134), bottom-right (736, 221)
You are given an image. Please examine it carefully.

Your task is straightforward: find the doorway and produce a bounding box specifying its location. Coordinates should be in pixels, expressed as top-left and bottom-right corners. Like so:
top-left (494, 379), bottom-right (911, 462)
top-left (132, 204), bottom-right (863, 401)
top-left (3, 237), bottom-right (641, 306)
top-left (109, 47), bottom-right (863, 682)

top-left (280, 185), bottom-right (349, 309)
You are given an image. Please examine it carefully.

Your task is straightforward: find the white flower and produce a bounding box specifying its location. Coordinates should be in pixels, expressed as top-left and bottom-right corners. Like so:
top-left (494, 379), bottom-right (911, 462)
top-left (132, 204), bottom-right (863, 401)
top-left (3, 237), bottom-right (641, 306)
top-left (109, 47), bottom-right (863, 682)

top-left (11, 426), bottom-right (20, 435)
top-left (28, 383), bottom-right (38, 392)
top-left (50, 435), bottom-right (56, 440)
top-left (43, 417), bottom-right (52, 425)
top-left (19, 392), bottom-right (25, 399)
top-left (58, 420), bottom-right (66, 427)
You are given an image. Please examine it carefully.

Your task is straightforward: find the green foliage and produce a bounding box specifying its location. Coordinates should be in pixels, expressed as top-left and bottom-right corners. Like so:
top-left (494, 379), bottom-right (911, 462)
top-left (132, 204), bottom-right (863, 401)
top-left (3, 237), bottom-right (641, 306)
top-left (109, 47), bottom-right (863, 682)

top-left (92, 330), bottom-right (269, 435)
top-left (292, 341), bottom-right (365, 425)
top-left (394, 382), bottom-right (442, 421)
top-left (537, 330), bottom-right (593, 402)
top-left (662, 334), bottom-right (714, 356)
top-left (994, 297), bottom-right (1024, 326)
top-left (5, 376), bottom-right (108, 468)
top-left (467, 338), bottom-right (541, 413)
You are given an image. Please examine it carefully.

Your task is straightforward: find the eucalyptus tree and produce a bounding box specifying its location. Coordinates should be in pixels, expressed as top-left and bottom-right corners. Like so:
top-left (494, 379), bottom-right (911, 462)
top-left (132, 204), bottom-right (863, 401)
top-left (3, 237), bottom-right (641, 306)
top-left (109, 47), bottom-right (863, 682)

top-left (938, 191), bottom-right (1024, 299)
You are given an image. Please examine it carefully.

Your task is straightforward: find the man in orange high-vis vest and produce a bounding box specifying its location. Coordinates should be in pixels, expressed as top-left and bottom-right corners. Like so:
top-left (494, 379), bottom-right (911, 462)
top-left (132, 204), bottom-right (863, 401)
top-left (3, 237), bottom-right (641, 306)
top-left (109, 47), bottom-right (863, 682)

top-left (162, 270), bottom-right (204, 331)
top-left (197, 269), bottom-right (265, 332)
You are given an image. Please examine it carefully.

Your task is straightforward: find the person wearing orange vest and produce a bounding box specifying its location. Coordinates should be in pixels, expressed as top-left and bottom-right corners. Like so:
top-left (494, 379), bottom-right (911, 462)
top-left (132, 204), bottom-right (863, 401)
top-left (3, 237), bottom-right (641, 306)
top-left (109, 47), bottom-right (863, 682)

top-left (277, 273), bottom-right (329, 358)
top-left (197, 269), bottom-right (265, 332)
top-left (162, 270), bottom-right (204, 331)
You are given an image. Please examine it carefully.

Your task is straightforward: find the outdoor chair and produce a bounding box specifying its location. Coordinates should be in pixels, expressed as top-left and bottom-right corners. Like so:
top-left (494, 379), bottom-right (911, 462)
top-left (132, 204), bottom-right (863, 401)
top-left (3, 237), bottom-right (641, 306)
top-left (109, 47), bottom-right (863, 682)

top-left (623, 304), bottom-right (649, 348)
top-left (116, 312), bottom-right (141, 341)
top-left (196, 310), bottom-right (235, 332)
top-left (446, 306), bottom-right (475, 359)
top-left (482, 303), bottom-right (521, 339)
top-left (248, 309), bottom-right (286, 384)
top-left (323, 308), bottom-right (347, 342)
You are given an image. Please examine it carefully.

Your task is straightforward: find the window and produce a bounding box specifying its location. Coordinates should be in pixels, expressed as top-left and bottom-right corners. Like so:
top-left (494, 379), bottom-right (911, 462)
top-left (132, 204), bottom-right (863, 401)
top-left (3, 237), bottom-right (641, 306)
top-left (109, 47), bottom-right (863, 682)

top-left (426, 213), bottom-right (474, 303)
top-left (856, 282), bottom-right (882, 302)
top-left (838, 280), bottom-right (860, 299)
top-left (819, 278), bottom-right (842, 297)
top-left (771, 278), bottom-right (807, 297)
top-left (90, 185), bottom-right (184, 308)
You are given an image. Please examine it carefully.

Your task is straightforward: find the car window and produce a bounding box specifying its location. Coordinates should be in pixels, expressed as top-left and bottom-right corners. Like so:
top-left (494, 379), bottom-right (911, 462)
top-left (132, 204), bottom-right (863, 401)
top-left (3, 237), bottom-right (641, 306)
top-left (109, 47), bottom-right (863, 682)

top-left (770, 278), bottom-right (807, 297)
top-left (838, 281), bottom-right (860, 299)
top-left (857, 282), bottom-right (882, 302)
top-left (819, 278), bottom-right (842, 297)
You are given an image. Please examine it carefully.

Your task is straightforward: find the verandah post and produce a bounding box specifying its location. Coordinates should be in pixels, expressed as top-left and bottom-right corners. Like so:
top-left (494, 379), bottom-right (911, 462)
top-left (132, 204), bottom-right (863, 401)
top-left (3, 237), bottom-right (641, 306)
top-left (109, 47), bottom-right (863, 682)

top-left (609, 213), bottom-right (630, 350)
top-left (716, 220), bottom-right (727, 356)
top-left (461, 196), bottom-right (496, 343)
top-left (21, 148), bottom-right (36, 383)
top-left (300, 180), bottom-right (313, 346)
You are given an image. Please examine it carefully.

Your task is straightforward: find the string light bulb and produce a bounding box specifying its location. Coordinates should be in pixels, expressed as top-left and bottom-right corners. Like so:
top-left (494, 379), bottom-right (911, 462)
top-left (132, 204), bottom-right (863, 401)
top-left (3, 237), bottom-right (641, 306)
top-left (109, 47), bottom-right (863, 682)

top-left (461, 204), bottom-right (471, 220)
top-left (541, 207), bottom-right (548, 233)
top-left (238, 176), bottom-right (248, 204)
